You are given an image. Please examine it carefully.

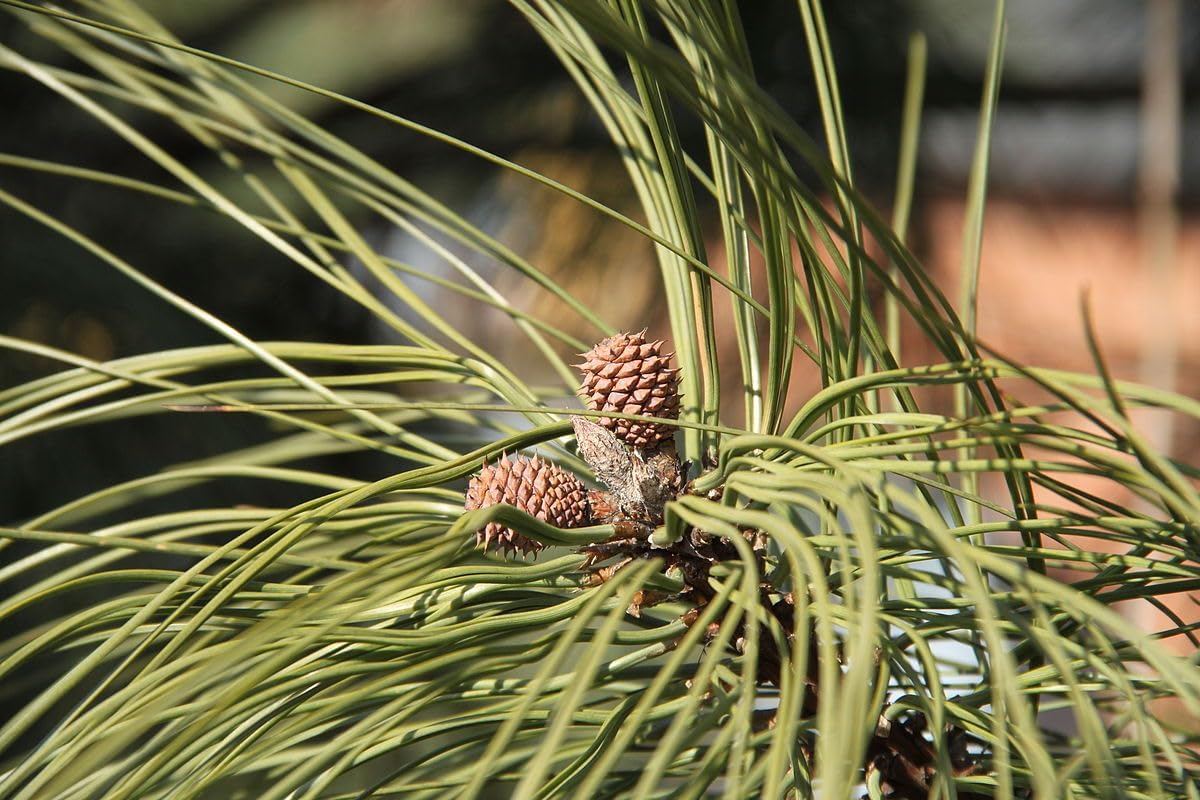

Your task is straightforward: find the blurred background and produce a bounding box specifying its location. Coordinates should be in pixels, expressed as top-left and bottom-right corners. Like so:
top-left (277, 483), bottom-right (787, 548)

top-left (2, 1), bottom-right (1197, 590)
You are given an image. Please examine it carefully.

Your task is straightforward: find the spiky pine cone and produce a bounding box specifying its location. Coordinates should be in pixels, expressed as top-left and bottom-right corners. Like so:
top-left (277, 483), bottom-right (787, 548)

top-left (576, 329), bottom-right (680, 448)
top-left (464, 454), bottom-right (591, 556)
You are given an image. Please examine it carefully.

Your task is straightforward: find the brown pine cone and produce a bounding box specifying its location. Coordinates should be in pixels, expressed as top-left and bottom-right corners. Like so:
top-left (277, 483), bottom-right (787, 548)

top-left (576, 329), bottom-right (681, 448)
top-left (463, 454), bottom-right (591, 556)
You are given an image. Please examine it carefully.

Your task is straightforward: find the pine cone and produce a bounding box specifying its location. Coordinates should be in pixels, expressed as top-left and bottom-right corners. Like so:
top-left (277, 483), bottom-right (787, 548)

top-left (464, 454), bottom-right (591, 555)
top-left (577, 329), bottom-right (680, 448)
